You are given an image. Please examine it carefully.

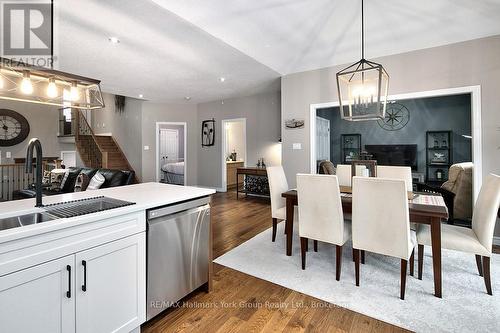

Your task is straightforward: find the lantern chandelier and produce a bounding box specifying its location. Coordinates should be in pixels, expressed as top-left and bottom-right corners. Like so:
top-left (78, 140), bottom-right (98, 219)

top-left (336, 0), bottom-right (389, 121)
top-left (0, 58), bottom-right (105, 110)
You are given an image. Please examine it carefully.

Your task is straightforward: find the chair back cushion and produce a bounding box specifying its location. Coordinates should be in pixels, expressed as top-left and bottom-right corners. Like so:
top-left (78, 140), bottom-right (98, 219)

top-left (336, 165), bottom-right (352, 186)
top-left (376, 165), bottom-right (413, 192)
top-left (442, 163), bottom-right (473, 220)
top-left (472, 174), bottom-right (500, 253)
top-left (266, 166), bottom-right (289, 219)
top-left (297, 174), bottom-right (346, 245)
top-left (352, 177), bottom-right (412, 260)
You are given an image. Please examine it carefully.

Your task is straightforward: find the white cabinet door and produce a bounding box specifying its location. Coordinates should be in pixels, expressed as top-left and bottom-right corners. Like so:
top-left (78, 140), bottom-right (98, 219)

top-left (76, 233), bottom-right (146, 333)
top-left (0, 255), bottom-right (75, 333)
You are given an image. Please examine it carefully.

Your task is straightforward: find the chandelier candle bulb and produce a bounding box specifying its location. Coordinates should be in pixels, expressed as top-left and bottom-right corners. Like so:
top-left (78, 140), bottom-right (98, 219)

top-left (70, 82), bottom-right (80, 101)
top-left (20, 72), bottom-right (33, 95)
top-left (46, 78), bottom-right (58, 98)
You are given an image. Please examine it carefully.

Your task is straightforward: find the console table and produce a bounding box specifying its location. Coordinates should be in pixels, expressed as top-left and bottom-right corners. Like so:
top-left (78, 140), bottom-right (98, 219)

top-left (236, 167), bottom-right (269, 199)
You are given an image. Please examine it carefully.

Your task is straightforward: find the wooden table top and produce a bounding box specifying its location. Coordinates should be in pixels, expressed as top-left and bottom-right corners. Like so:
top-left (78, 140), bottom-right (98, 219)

top-left (282, 189), bottom-right (449, 219)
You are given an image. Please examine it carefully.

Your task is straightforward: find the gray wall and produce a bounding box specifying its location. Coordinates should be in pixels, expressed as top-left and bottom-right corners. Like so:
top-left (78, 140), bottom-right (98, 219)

top-left (281, 35), bottom-right (500, 237)
top-left (0, 99), bottom-right (80, 164)
top-left (197, 92), bottom-right (281, 189)
top-left (316, 94), bottom-right (472, 175)
top-left (92, 93), bottom-right (143, 179)
top-left (141, 103), bottom-right (198, 184)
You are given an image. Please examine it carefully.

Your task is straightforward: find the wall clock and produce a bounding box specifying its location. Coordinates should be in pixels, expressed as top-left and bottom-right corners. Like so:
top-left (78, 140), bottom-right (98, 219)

top-left (377, 102), bottom-right (410, 131)
top-left (0, 109), bottom-right (30, 146)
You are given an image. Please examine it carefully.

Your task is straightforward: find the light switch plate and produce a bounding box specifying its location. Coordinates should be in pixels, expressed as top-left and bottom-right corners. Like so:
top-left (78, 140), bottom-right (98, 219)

top-left (144, 145), bottom-right (150, 151)
top-left (292, 143), bottom-right (302, 150)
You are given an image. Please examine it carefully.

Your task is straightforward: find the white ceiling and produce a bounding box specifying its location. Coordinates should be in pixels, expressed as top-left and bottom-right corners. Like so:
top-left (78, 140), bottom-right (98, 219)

top-left (56, 0), bottom-right (280, 103)
top-left (55, 0), bottom-right (500, 102)
top-left (152, 0), bottom-right (500, 75)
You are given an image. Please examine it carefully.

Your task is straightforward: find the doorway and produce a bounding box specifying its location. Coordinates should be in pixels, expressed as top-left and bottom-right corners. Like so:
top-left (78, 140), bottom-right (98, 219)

top-left (155, 122), bottom-right (187, 185)
top-left (309, 86), bottom-right (482, 202)
top-left (221, 118), bottom-right (247, 192)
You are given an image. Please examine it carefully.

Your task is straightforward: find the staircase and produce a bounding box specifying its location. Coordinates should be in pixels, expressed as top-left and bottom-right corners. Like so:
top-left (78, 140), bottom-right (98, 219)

top-left (94, 135), bottom-right (133, 171)
top-left (74, 110), bottom-right (138, 181)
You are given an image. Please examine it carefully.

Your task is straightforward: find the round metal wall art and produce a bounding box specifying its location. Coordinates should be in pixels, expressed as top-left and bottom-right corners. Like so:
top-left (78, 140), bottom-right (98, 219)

top-left (377, 102), bottom-right (410, 131)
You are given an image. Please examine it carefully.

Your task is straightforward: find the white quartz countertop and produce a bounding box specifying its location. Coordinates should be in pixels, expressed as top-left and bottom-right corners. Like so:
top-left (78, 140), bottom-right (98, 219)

top-left (0, 182), bottom-right (215, 243)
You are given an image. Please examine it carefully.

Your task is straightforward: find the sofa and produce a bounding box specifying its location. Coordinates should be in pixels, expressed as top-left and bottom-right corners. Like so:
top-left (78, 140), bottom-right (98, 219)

top-left (13, 167), bottom-right (136, 200)
top-left (416, 162), bottom-right (473, 225)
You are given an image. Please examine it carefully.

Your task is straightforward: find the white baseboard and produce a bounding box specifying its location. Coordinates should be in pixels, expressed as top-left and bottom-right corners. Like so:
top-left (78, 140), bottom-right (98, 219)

top-left (494, 236), bottom-right (500, 246)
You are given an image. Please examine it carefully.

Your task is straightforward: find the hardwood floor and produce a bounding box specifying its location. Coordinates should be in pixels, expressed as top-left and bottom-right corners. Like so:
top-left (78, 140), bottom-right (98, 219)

top-left (142, 191), bottom-right (411, 333)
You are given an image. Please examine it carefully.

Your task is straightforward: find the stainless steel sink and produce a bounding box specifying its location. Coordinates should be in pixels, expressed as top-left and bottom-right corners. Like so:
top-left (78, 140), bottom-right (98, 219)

top-left (0, 212), bottom-right (57, 231)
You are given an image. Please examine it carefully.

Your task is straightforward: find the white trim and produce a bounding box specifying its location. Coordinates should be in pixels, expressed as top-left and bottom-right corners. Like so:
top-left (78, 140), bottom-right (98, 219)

top-left (221, 118), bottom-right (247, 192)
top-left (310, 85), bottom-right (482, 201)
top-left (155, 122), bottom-right (187, 185)
top-left (494, 236), bottom-right (500, 246)
top-left (95, 132), bottom-right (112, 136)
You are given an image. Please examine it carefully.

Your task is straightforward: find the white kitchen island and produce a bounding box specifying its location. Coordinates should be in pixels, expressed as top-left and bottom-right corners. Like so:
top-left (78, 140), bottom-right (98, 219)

top-left (0, 182), bottom-right (215, 333)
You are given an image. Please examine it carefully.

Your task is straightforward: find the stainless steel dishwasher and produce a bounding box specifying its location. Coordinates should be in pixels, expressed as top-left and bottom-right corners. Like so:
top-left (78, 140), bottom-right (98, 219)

top-left (146, 196), bottom-right (210, 321)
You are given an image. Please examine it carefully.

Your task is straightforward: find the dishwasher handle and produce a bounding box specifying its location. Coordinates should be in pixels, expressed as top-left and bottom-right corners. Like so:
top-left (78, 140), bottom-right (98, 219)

top-left (147, 196), bottom-right (210, 220)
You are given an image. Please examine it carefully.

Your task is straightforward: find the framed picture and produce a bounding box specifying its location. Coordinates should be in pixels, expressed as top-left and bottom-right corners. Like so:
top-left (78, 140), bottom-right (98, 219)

top-left (285, 118), bottom-right (305, 129)
top-left (201, 119), bottom-right (215, 147)
top-left (351, 159), bottom-right (377, 178)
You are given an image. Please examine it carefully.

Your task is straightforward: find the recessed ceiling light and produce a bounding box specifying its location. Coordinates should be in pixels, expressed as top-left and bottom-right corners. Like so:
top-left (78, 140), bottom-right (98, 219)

top-left (219, 77), bottom-right (226, 83)
top-left (139, 94), bottom-right (144, 98)
top-left (109, 37), bottom-right (120, 44)
top-left (185, 96), bottom-right (191, 101)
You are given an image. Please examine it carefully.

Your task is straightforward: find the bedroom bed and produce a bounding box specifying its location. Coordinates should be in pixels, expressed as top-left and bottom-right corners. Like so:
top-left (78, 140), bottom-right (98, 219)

top-left (161, 160), bottom-right (185, 185)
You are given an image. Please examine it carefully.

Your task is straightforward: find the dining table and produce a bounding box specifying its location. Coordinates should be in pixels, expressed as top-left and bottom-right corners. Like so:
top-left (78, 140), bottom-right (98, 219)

top-left (281, 187), bottom-right (449, 298)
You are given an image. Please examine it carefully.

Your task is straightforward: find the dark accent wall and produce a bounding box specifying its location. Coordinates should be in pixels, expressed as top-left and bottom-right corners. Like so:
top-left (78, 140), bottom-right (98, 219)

top-left (316, 94), bottom-right (472, 174)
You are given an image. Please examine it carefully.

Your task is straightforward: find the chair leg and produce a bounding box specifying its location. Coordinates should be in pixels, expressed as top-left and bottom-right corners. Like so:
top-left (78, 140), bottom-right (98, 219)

top-left (418, 244), bottom-right (424, 280)
top-left (336, 245), bottom-right (343, 281)
top-left (305, 239), bottom-right (309, 252)
top-left (410, 249), bottom-right (415, 277)
top-left (300, 237), bottom-right (307, 270)
top-left (401, 259), bottom-right (408, 300)
top-left (314, 240), bottom-right (318, 252)
top-left (353, 248), bottom-right (360, 286)
top-left (475, 255), bottom-right (483, 277)
top-left (272, 218), bottom-right (277, 242)
top-left (361, 250), bottom-right (365, 264)
top-left (482, 256), bottom-right (492, 295)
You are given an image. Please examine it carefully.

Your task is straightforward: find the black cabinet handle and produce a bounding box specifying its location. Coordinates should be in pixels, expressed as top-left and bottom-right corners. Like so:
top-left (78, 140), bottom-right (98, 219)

top-left (81, 260), bottom-right (87, 292)
top-left (66, 265), bottom-right (71, 298)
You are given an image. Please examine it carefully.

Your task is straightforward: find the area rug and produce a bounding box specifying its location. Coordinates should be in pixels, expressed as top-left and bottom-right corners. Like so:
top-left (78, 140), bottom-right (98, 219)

top-left (214, 222), bottom-right (500, 332)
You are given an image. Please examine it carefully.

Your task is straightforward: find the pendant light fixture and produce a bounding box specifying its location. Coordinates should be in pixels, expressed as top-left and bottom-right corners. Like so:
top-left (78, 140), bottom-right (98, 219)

top-left (336, 0), bottom-right (389, 121)
top-left (0, 0), bottom-right (105, 110)
top-left (0, 59), bottom-right (105, 109)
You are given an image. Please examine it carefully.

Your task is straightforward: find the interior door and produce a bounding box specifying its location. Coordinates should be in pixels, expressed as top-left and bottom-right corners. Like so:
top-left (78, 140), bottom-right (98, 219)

top-left (75, 233), bottom-right (145, 333)
top-left (159, 128), bottom-right (179, 163)
top-left (61, 151), bottom-right (77, 167)
top-left (316, 116), bottom-right (331, 161)
top-left (0, 255), bottom-right (76, 333)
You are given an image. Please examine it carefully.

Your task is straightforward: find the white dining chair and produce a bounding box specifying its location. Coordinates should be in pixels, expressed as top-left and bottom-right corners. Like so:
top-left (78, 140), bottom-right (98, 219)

top-left (336, 164), bottom-right (367, 187)
top-left (267, 166), bottom-right (289, 242)
top-left (376, 166), bottom-right (413, 192)
top-left (352, 177), bottom-right (416, 300)
top-left (417, 173), bottom-right (500, 295)
top-left (297, 174), bottom-right (351, 280)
